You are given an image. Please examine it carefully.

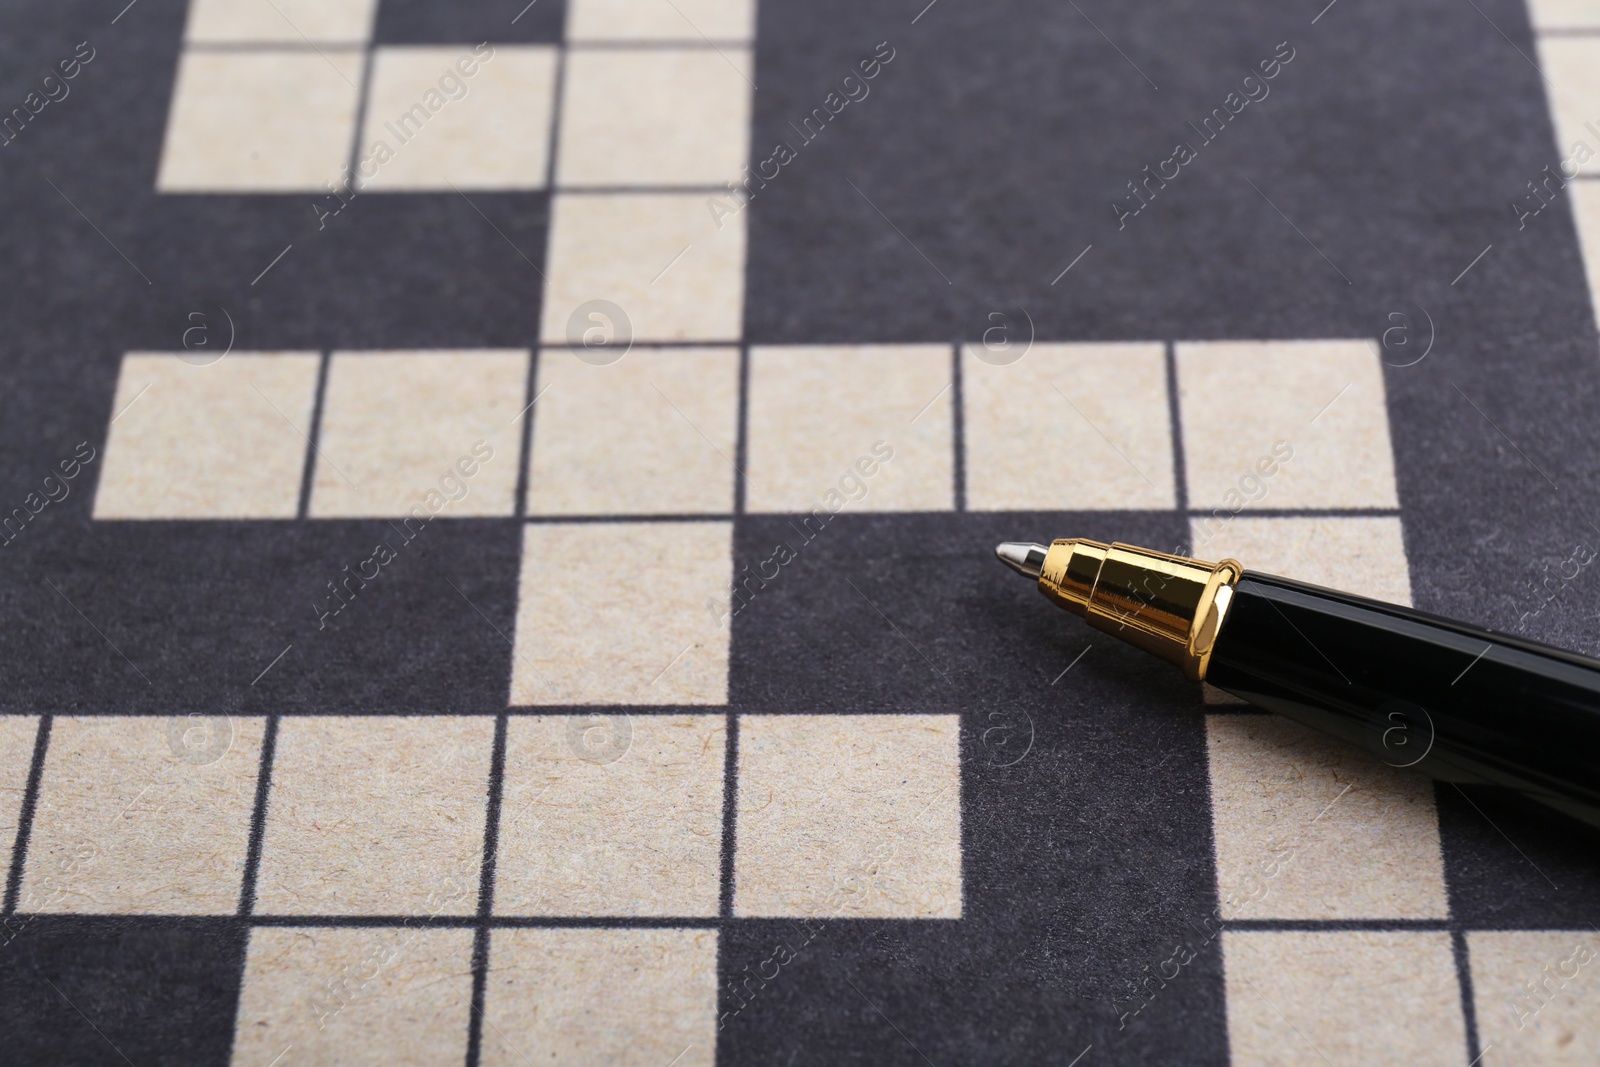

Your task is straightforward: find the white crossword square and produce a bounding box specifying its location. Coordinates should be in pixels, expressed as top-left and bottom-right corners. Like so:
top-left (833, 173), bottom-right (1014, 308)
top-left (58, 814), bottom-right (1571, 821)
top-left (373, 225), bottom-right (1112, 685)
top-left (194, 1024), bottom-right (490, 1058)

top-left (357, 46), bottom-right (558, 191)
top-left (482, 928), bottom-right (718, 1067)
top-left (94, 352), bottom-right (320, 520)
top-left (745, 345), bottom-right (953, 513)
top-left (557, 48), bottom-right (753, 187)
top-left (184, 0), bottom-right (378, 44)
top-left (733, 714), bottom-right (962, 919)
top-left (526, 347), bottom-right (739, 516)
top-left (510, 522), bottom-right (733, 705)
top-left (157, 50), bottom-right (363, 192)
top-left (963, 342), bottom-right (1175, 510)
top-left (1177, 340), bottom-right (1398, 510)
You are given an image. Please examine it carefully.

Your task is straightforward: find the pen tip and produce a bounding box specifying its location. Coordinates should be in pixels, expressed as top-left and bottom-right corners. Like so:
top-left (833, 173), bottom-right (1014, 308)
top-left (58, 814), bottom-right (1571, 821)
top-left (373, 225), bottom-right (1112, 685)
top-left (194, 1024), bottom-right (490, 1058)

top-left (996, 541), bottom-right (1049, 580)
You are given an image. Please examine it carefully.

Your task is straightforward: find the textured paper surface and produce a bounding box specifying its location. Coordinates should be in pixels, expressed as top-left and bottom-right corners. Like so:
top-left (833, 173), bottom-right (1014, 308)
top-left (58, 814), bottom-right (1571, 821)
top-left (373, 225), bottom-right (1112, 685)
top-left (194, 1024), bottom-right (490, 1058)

top-left (963, 342), bottom-right (1175, 510)
top-left (540, 194), bottom-right (748, 343)
top-left (1469, 931), bottom-right (1600, 1066)
top-left (1176, 341), bottom-right (1399, 510)
top-left (733, 714), bottom-right (962, 919)
top-left (310, 350), bottom-right (527, 518)
top-left (495, 715), bottom-right (726, 916)
top-left (510, 521), bottom-right (733, 705)
top-left (9, 0), bottom-right (1600, 1062)
top-left (1193, 515), bottom-right (1413, 606)
top-left (157, 50), bottom-right (365, 191)
top-left (94, 353), bottom-right (321, 519)
top-left (358, 46), bottom-right (558, 191)
top-left (1224, 930), bottom-right (1466, 1066)
top-left (527, 347), bottom-right (740, 516)
top-left (745, 345), bottom-right (953, 513)
top-left (232, 926), bottom-right (474, 1066)
top-left (481, 928), bottom-right (719, 1067)
top-left (185, 0), bottom-right (378, 43)
top-left (1207, 714), bottom-right (1448, 920)
top-left (21, 716), bottom-right (262, 914)
top-left (557, 48), bottom-right (753, 187)
top-left (253, 717), bottom-right (492, 915)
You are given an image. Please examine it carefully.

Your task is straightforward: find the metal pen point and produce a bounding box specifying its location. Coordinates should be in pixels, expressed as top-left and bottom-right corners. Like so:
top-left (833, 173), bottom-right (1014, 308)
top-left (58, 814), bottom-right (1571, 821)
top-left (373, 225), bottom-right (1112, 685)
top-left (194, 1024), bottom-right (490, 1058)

top-left (994, 541), bottom-right (1048, 579)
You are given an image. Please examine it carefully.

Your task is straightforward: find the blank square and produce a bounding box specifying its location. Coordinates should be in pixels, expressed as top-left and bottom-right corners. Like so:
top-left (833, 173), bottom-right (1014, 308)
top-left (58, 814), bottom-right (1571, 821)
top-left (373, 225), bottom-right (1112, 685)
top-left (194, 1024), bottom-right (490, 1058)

top-left (1469, 930), bottom-right (1600, 1066)
top-left (1527, 0), bottom-right (1600, 29)
top-left (510, 522), bottom-right (732, 705)
top-left (1189, 516), bottom-right (1412, 605)
top-left (232, 926), bottom-right (473, 1066)
top-left (1224, 930), bottom-right (1466, 1066)
top-left (94, 352), bottom-right (320, 519)
top-left (358, 46), bottom-right (557, 191)
top-left (1539, 39), bottom-right (1600, 175)
top-left (1177, 340), bottom-right (1398, 510)
top-left (962, 342), bottom-right (1175, 510)
top-left (540, 193), bottom-right (747, 344)
top-left (733, 714), bottom-right (962, 919)
top-left (567, 0), bottom-right (756, 41)
top-left (526, 347), bottom-right (739, 515)
top-left (184, 0), bottom-right (378, 43)
top-left (557, 49), bottom-right (753, 186)
top-left (309, 350), bottom-right (528, 518)
top-left (746, 345), bottom-right (953, 513)
top-left (482, 928), bottom-right (717, 1067)
top-left (1206, 714), bottom-right (1447, 920)
top-left (252, 716), bottom-right (492, 916)
top-left (19, 715), bottom-right (263, 914)
top-left (495, 715), bottom-right (725, 916)
top-left (157, 50), bottom-right (363, 192)
top-left (0, 717), bottom-right (36, 876)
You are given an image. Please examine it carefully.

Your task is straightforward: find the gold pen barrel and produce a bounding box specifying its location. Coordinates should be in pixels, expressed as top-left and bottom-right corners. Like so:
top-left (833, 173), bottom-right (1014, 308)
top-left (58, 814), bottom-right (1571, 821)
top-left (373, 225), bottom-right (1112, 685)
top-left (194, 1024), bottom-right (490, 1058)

top-left (1038, 539), bottom-right (1243, 681)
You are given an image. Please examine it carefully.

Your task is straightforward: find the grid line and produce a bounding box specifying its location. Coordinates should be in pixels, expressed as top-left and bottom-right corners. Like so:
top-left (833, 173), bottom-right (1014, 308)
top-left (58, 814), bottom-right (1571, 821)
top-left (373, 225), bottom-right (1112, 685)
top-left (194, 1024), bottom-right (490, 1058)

top-left (344, 40), bottom-right (378, 187)
top-left (542, 39), bottom-right (567, 192)
top-left (950, 342), bottom-right (966, 512)
top-left (733, 344), bottom-right (751, 518)
top-left (465, 712), bottom-right (510, 1067)
top-left (513, 347), bottom-right (541, 518)
top-left (295, 352), bottom-right (333, 520)
top-left (717, 714), bottom-right (742, 919)
top-left (1451, 926), bottom-right (1485, 1064)
top-left (235, 713), bottom-right (281, 917)
top-left (1165, 340), bottom-right (1189, 520)
top-left (2, 715), bottom-right (51, 914)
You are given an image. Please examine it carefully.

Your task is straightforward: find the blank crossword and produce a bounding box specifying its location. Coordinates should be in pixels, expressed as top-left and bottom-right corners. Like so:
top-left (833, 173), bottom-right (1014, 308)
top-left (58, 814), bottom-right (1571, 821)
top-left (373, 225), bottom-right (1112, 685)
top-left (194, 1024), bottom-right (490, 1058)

top-left (4, 0), bottom-right (1600, 1064)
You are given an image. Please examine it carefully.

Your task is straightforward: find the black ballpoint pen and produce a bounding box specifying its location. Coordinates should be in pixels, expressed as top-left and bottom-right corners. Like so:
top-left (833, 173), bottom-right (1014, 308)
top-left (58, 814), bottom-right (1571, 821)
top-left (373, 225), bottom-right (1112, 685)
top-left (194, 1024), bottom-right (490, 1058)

top-left (996, 537), bottom-right (1600, 831)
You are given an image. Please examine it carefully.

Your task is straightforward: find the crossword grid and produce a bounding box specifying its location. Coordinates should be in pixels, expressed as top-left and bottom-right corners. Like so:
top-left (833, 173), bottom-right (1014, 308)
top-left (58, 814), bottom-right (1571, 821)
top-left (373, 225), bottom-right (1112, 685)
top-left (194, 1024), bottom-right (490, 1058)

top-left (34, 338), bottom-right (1470, 1067)
top-left (2, 0), bottom-right (1599, 1063)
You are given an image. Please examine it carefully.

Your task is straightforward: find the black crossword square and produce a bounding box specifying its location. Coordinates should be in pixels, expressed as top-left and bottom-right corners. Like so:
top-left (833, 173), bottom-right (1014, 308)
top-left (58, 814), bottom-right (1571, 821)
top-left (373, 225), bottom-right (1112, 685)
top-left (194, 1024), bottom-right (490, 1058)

top-left (717, 916), bottom-right (1228, 1064)
top-left (86, 192), bottom-right (547, 355)
top-left (212, 194), bottom-right (550, 351)
top-left (727, 510), bottom-right (1191, 714)
top-left (1437, 785), bottom-right (1600, 929)
top-left (0, 916), bottom-right (246, 1067)
top-left (743, 0), bottom-right (1560, 345)
top-left (0, 519), bottom-right (522, 714)
top-left (374, 0), bottom-right (566, 45)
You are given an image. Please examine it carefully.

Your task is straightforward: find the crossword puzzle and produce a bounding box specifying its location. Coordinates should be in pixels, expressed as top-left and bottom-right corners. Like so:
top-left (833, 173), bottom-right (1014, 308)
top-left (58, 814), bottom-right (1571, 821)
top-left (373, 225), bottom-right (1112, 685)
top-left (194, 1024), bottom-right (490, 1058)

top-left (3, 0), bottom-right (1600, 1063)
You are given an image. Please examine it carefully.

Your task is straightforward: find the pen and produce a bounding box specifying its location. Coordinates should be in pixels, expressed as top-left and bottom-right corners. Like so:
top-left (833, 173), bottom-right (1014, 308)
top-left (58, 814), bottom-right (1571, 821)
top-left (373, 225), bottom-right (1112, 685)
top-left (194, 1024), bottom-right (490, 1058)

top-left (996, 537), bottom-right (1600, 831)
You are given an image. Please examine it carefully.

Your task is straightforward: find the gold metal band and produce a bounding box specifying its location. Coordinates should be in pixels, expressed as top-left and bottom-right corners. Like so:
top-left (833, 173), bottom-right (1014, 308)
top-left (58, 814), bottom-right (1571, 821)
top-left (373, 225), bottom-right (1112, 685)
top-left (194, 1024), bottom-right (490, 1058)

top-left (1037, 539), bottom-right (1243, 681)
